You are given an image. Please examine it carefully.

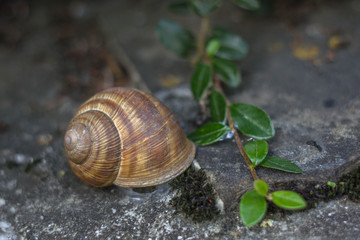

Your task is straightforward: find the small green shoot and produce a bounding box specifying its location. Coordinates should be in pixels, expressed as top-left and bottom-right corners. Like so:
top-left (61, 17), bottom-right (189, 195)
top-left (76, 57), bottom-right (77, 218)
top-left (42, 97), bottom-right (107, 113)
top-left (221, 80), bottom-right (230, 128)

top-left (158, 0), bottom-right (306, 228)
top-left (206, 39), bottom-right (221, 57)
top-left (327, 181), bottom-right (336, 188)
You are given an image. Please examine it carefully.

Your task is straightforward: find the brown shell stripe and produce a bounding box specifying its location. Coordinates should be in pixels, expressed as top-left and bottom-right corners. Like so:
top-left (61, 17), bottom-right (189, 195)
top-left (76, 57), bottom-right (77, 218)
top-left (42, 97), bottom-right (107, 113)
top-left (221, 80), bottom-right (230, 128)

top-left (114, 89), bottom-right (173, 186)
top-left (70, 87), bottom-right (195, 187)
top-left (114, 89), bottom-right (194, 187)
top-left (68, 110), bottom-right (121, 187)
top-left (139, 91), bottom-right (196, 184)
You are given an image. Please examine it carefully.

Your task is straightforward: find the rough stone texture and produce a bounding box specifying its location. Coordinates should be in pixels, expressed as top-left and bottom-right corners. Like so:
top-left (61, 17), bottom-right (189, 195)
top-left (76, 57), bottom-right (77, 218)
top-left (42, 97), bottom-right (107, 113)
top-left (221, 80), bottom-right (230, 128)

top-left (98, 0), bottom-right (360, 209)
top-left (1, 0), bottom-right (360, 239)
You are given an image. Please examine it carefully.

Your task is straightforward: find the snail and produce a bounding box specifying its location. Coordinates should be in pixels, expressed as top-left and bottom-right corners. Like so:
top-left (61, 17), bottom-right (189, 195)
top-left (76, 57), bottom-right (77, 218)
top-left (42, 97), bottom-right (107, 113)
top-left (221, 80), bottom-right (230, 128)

top-left (64, 87), bottom-right (196, 188)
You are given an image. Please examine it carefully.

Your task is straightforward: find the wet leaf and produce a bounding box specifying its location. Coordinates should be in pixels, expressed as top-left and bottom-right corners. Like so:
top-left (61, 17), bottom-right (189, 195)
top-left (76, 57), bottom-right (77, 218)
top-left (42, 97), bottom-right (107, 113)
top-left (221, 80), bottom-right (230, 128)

top-left (254, 180), bottom-right (268, 197)
top-left (271, 191), bottom-right (307, 210)
top-left (211, 27), bottom-right (249, 60)
top-left (244, 140), bottom-right (268, 166)
top-left (191, 62), bottom-right (211, 100)
top-left (260, 156), bottom-right (303, 174)
top-left (157, 19), bottom-right (195, 57)
top-left (206, 39), bottom-right (221, 57)
top-left (188, 123), bottom-right (231, 146)
top-left (209, 90), bottom-right (227, 123)
top-left (213, 57), bottom-right (241, 87)
top-left (234, 0), bottom-right (260, 10)
top-left (192, 0), bottom-right (221, 16)
top-left (230, 103), bottom-right (275, 139)
top-left (239, 190), bottom-right (267, 227)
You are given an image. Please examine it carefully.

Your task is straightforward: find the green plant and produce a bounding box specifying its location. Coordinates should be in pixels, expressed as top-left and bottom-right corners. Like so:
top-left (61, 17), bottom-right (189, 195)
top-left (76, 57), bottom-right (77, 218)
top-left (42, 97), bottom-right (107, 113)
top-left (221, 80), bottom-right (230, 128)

top-left (157, 0), bottom-right (306, 227)
top-left (316, 167), bottom-right (360, 202)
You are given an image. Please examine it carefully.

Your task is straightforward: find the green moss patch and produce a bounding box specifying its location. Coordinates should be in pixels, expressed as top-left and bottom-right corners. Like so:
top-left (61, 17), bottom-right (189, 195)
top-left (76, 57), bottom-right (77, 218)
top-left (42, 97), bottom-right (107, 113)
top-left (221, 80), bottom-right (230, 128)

top-left (269, 166), bottom-right (360, 214)
top-left (310, 166), bottom-right (360, 203)
top-left (169, 166), bottom-right (220, 222)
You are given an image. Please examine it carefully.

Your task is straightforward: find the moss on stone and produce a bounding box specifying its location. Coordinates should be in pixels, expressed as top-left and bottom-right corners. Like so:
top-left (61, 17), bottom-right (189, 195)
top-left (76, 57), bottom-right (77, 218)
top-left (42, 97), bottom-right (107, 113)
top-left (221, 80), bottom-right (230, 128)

top-left (315, 166), bottom-right (360, 202)
top-left (270, 165), bottom-right (360, 215)
top-left (169, 165), bottom-right (220, 222)
top-left (170, 165), bottom-right (360, 221)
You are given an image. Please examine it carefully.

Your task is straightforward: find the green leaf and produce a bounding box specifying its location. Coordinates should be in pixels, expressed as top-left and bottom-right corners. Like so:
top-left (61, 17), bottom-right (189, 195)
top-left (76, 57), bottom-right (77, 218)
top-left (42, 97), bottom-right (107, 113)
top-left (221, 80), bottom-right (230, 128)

top-left (239, 190), bottom-right (267, 227)
top-left (213, 57), bottom-right (241, 87)
top-left (188, 123), bottom-right (231, 146)
top-left (209, 90), bottom-right (227, 123)
top-left (234, 0), bottom-right (260, 10)
top-left (230, 103), bottom-right (275, 139)
top-left (260, 156), bottom-right (303, 174)
top-left (271, 191), bottom-right (307, 210)
top-left (191, 0), bottom-right (221, 16)
top-left (327, 181), bottom-right (336, 188)
top-left (211, 27), bottom-right (249, 60)
top-left (206, 39), bottom-right (221, 57)
top-left (191, 63), bottom-right (211, 101)
top-left (244, 140), bottom-right (268, 166)
top-left (254, 180), bottom-right (268, 197)
top-left (157, 19), bottom-right (195, 57)
top-left (168, 1), bottom-right (195, 15)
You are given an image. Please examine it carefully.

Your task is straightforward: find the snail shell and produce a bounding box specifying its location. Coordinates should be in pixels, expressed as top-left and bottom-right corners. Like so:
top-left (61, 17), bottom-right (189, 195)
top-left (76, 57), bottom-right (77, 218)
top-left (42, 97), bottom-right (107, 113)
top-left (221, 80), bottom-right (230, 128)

top-left (64, 87), bottom-right (195, 188)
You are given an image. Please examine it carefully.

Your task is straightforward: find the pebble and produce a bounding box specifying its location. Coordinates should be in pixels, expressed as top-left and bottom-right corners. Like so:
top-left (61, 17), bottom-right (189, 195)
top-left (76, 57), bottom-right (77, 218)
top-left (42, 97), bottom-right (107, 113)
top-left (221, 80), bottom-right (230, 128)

top-left (7, 180), bottom-right (17, 190)
top-left (37, 134), bottom-right (53, 146)
top-left (0, 221), bottom-right (16, 240)
top-left (13, 154), bottom-right (27, 164)
top-left (9, 207), bottom-right (16, 214)
top-left (0, 198), bottom-right (5, 207)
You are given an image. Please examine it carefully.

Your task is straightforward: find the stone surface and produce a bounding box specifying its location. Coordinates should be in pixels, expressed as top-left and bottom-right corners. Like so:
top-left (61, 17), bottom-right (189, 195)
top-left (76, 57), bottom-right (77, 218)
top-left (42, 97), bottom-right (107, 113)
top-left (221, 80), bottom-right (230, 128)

top-left (98, 0), bottom-right (360, 209)
top-left (0, 0), bottom-right (360, 239)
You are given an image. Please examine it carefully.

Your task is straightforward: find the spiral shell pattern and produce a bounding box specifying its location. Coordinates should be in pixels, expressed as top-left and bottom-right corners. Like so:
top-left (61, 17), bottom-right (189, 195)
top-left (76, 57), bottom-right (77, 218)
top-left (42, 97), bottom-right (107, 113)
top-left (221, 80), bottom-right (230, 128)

top-left (64, 88), bottom-right (195, 187)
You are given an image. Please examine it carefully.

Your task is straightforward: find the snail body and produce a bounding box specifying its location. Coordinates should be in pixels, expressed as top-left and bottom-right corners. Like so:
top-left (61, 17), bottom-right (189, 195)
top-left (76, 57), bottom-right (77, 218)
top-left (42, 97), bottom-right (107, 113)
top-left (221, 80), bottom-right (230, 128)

top-left (64, 87), bottom-right (195, 187)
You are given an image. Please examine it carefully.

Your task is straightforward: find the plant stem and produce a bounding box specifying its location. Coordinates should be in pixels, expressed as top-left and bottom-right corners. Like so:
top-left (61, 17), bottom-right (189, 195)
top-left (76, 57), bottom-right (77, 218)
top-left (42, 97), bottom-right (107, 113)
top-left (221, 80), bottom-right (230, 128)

top-left (213, 77), bottom-right (259, 181)
top-left (193, 15), bottom-right (259, 181)
top-left (191, 16), bottom-right (210, 65)
top-left (227, 110), bottom-right (259, 181)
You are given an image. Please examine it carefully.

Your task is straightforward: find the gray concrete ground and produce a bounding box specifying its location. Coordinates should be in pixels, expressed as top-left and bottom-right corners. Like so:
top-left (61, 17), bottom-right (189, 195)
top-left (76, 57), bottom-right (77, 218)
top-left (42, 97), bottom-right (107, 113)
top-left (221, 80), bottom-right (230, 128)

top-left (0, 0), bottom-right (359, 239)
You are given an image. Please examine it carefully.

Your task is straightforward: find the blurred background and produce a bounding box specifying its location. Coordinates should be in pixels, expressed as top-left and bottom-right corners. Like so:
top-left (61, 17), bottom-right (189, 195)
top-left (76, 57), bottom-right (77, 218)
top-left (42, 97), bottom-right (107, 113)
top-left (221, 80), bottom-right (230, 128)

top-left (1, 0), bottom-right (355, 101)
